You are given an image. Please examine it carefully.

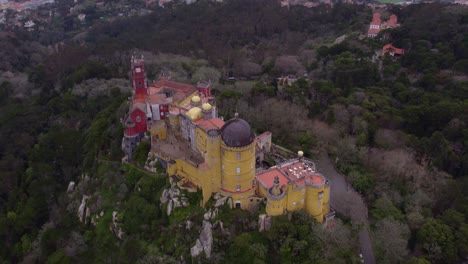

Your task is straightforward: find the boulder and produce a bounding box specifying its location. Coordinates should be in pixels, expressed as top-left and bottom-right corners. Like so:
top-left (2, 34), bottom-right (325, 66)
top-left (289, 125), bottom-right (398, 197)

top-left (258, 214), bottom-right (272, 232)
top-left (186, 220), bottom-right (193, 230)
top-left (77, 195), bottom-right (88, 223)
top-left (215, 196), bottom-right (228, 207)
top-left (67, 181), bottom-right (76, 193)
top-left (167, 200), bottom-right (173, 216)
top-left (190, 239), bottom-right (203, 258)
top-left (200, 221), bottom-right (213, 258)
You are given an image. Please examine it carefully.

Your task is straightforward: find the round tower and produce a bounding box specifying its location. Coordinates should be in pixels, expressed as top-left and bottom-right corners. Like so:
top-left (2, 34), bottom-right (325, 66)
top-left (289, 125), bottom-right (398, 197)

top-left (304, 174), bottom-right (327, 222)
top-left (191, 95), bottom-right (201, 107)
top-left (266, 176), bottom-right (286, 216)
top-left (202, 103), bottom-right (212, 120)
top-left (219, 113), bottom-right (256, 209)
top-left (206, 129), bottom-right (222, 193)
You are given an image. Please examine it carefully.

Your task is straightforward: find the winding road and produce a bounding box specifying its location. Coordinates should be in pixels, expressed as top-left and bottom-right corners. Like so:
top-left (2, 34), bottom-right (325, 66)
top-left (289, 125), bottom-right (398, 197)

top-left (315, 156), bottom-right (375, 264)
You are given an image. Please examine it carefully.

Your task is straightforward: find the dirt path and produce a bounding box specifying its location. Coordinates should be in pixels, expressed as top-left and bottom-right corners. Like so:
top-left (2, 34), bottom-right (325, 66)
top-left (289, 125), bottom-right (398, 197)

top-left (315, 155), bottom-right (375, 264)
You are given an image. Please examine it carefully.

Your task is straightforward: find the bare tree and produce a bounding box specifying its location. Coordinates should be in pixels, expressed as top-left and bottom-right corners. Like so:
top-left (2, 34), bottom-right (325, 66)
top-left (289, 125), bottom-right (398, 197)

top-left (373, 218), bottom-right (410, 264)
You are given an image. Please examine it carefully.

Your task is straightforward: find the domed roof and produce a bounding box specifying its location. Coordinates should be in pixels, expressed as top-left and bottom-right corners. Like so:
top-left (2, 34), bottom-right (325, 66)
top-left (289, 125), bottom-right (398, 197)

top-left (191, 95), bottom-right (201, 103)
top-left (202, 103), bottom-right (212, 111)
top-left (221, 116), bottom-right (255, 147)
top-left (186, 107), bottom-right (202, 120)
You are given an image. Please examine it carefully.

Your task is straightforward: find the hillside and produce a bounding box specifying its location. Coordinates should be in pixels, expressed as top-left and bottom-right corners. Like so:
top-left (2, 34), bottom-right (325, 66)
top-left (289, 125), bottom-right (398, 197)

top-left (0, 1), bottom-right (467, 263)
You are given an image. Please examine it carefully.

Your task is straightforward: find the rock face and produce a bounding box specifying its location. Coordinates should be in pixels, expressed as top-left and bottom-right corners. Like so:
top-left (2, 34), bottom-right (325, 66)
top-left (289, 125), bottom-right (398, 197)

top-left (212, 192), bottom-right (233, 208)
top-left (77, 195), bottom-right (89, 223)
top-left (191, 220), bottom-right (213, 259)
top-left (67, 181), bottom-right (76, 193)
top-left (110, 211), bottom-right (124, 240)
top-left (160, 183), bottom-right (189, 216)
top-left (203, 208), bottom-right (218, 220)
top-left (258, 214), bottom-right (272, 232)
top-left (190, 239), bottom-right (203, 258)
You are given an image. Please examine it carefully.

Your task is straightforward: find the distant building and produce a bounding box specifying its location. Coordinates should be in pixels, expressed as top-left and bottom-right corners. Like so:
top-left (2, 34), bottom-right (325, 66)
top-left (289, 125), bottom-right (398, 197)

top-left (24, 20), bottom-right (35, 31)
top-left (277, 75), bottom-right (298, 87)
top-left (382, 43), bottom-right (405, 56)
top-left (367, 13), bottom-right (400, 38)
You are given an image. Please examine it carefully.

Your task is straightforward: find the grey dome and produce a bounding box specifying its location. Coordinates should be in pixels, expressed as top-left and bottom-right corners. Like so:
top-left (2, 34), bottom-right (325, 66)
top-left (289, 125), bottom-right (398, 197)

top-left (221, 117), bottom-right (255, 147)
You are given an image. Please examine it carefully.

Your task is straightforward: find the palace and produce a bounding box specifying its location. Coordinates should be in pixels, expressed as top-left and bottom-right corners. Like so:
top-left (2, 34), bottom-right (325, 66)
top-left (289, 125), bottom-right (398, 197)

top-left (122, 56), bottom-right (333, 223)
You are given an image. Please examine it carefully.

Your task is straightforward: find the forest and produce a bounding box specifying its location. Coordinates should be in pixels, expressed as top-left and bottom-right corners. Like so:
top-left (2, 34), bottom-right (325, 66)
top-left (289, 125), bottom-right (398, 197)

top-left (0, 0), bottom-right (467, 263)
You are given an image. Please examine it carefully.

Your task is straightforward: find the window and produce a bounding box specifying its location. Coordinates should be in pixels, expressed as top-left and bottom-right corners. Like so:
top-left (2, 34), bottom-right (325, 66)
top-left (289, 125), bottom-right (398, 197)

top-left (251, 162), bottom-right (254, 169)
top-left (222, 164), bottom-right (224, 170)
top-left (236, 176), bottom-right (240, 180)
top-left (236, 153), bottom-right (241, 160)
top-left (236, 185), bottom-right (241, 192)
top-left (292, 202), bottom-right (297, 207)
top-left (138, 81), bottom-right (142, 86)
top-left (135, 67), bottom-right (141, 73)
top-left (236, 167), bottom-right (240, 174)
top-left (301, 199), bottom-right (304, 204)
top-left (301, 189), bottom-right (305, 194)
top-left (136, 116), bottom-right (141, 122)
top-left (318, 191), bottom-right (324, 199)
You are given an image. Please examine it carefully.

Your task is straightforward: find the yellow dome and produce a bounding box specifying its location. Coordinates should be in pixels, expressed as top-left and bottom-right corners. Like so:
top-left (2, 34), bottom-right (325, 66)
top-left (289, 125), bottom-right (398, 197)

top-left (298, 150), bottom-right (304, 157)
top-left (186, 107), bottom-right (202, 120)
top-left (191, 96), bottom-right (201, 103)
top-left (202, 103), bottom-right (212, 111)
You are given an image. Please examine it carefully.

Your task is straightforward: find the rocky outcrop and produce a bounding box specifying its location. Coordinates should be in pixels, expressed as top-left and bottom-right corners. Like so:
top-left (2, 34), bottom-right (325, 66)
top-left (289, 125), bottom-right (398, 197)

top-left (212, 192), bottom-right (232, 208)
top-left (160, 183), bottom-right (189, 216)
top-left (77, 195), bottom-right (90, 223)
top-left (190, 239), bottom-right (203, 258)
top-left (203, 208), bottom-right (218, 220)
top-left (67, 181), bottom-right (76, 193)
top-left (258, 214), bottom-right (272, 232)
top-left (191, 220), bottom-right (213, 259)
top-left (110, 211), bottom-right (124, 240)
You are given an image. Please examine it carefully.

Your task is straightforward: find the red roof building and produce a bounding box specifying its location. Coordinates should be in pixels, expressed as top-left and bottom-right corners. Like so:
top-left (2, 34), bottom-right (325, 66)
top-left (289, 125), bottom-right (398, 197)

top-left (382, 44), bottom-right (405, 57)
top-left (382, 14), bottom-right (399, 29)
top-left (367, 13), bottom-right (399, 38)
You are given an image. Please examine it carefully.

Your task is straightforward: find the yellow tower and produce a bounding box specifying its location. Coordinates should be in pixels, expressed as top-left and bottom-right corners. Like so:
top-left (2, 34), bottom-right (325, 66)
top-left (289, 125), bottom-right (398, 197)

top-left (219, 114), bottom-right (256, 209)
top-left (266, 176), bottom-right (286, 215)
top-left (206, 129), bottom-right (222, 193)
top-left (304, 174), bottom-right (329, 222)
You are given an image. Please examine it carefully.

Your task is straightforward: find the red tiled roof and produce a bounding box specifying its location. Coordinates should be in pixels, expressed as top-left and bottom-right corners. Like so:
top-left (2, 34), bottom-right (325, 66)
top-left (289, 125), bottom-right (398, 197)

top-left (306, 175), bottom-right (325, 185)
top-left (387, 14), bottom-right (398, 27)
top-left (195, 118), bottom-right (225, 132)
top-left (382, 44), bottom-right (404, 55)
top-left (256, 168), bottom-right (289, 189)
top-left (154, 79), bottom-right (196, 94)
top-left (148, 94), bottom-right (172, 105)
top-left (124, 127), bottom-right (138, 137)
top-left (371, 13), bottom-right (381, 25)
top-left (153, 79), bottom-right (198, 102)
top-left (133, 93), bottom-right (147, 105)
top-left (368, 28), bottom-right (380, 35)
